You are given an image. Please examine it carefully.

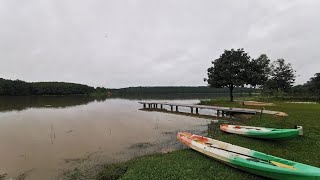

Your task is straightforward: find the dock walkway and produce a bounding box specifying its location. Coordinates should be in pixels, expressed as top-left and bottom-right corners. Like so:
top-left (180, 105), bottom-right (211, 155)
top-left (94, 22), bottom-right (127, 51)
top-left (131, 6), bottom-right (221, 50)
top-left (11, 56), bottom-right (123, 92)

top-left (138, 101), bottom-right (287, 116)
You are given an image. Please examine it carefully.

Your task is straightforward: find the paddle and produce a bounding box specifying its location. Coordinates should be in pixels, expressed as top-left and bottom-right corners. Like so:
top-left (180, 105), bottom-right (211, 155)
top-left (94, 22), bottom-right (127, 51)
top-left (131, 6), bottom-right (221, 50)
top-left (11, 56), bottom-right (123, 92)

top-left (270, 161), bottom-right (296, 170)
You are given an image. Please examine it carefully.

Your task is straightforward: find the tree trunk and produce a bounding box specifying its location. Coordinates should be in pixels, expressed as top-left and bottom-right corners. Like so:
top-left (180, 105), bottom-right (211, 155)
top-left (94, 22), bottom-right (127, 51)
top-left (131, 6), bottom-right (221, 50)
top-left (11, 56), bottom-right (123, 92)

top-left (229, 85), bottom-right (234, 102)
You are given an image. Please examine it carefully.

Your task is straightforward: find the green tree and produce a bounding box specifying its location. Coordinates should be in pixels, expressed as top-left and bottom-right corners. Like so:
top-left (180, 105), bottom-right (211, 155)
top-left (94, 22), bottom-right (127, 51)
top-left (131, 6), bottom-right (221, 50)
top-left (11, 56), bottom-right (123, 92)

top-left (249, 54), bottom-right (271, 88)
top-left (205, 48), bottom-right (251, 102)
top-left (306, 73), bottom-right (320, 96)
top-left (267, 59), bottom-right (296, 95)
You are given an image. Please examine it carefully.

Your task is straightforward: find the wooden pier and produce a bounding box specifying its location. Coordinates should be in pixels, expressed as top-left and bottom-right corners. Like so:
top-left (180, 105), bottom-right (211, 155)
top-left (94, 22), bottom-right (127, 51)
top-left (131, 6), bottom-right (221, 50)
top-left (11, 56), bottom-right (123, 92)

top-left (138, 101), bottom-right (287, 116)
top-left (138, 101), bottom-right (256, 117)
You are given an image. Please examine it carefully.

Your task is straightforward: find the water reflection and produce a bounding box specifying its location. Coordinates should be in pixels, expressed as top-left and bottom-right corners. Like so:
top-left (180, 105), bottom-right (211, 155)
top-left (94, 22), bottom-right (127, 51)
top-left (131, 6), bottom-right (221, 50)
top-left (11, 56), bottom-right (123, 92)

top-left (0, 94), bottom-right (250, 179)
top-left (0, 97), bottom-right (211, 179)
top-left (0, 93), bottom-right (229, 112)
top-left (0, 96), bottom-right (107, 112)
top-left (140, 108), bottom-right (218, 120)
top-left (113, 93), bottom-right (229, 100)
top-left (140, 107), bottom-right (233, 137)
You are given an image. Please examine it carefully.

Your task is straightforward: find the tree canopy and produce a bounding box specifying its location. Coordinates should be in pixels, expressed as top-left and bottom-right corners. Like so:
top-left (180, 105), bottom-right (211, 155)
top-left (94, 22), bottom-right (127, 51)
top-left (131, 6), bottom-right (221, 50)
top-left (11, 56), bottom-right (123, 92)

top-left (266, 59), bottom-right (296, 94)
top-left (249, 54), bottom-right (270, 87)
top-left (205, 48), bottom-right (252, 101)
top-left (205, 49), bottom-right (297, 101)
top-left (304, 73), bottom-right (320, 96)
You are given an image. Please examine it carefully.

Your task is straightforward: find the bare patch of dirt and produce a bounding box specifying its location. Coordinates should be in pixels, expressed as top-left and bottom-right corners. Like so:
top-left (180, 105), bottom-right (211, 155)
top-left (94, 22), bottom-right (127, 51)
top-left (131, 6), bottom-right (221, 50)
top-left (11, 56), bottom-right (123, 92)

top-left (129, 142), bottom-right (155, 149)
top-left (241, 101), bottom-right (274, 106)
top-left (233, 114), bottom-right (254, 120)
top-left (162, 131), bottom-right (175, 135)
top-left (275, 112), bottom-right (288, 117)
top-left (0, 174), bottom-right (7, 180)
top-left (15, 169), bottom-right (34, 180)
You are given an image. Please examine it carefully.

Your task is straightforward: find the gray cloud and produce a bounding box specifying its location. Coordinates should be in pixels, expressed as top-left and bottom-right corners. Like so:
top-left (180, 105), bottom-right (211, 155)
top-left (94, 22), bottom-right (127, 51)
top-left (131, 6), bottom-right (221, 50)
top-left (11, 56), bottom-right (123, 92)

top-left (0, 0), bottom-right (319, 88)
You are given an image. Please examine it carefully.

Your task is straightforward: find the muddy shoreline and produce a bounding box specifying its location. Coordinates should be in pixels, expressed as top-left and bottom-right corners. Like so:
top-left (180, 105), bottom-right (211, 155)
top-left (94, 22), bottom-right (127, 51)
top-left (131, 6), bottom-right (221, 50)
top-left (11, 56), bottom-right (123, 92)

top-left (60, 128), bottom-right (207, 179)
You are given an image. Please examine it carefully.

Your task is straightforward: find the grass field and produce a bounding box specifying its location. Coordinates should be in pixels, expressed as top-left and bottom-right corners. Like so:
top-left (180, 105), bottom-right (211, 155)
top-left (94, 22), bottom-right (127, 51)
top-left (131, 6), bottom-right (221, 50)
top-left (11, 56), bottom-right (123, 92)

top-left (95, 98), bottom-right (320, 180)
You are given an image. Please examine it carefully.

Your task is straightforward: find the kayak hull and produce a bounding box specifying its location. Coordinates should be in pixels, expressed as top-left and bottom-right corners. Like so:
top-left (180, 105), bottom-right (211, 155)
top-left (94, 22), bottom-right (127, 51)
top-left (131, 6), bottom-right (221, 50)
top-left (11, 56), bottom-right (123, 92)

top-left (245, 130), bottom-right (299, 140)
top-left (233, 164), bottom-right (319, 180)
top-left (220, 124), bottom-right (300, 140)
top-left (177, 132), bottom-right (320, 180)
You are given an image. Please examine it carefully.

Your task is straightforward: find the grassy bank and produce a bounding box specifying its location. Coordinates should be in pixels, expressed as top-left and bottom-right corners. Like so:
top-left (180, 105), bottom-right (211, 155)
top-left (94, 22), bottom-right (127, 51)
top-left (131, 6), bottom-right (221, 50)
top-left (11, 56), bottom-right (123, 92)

top-left (96, 150), bottom-right (263, 180)
top-left (91, 98), bottom-right (320, 179)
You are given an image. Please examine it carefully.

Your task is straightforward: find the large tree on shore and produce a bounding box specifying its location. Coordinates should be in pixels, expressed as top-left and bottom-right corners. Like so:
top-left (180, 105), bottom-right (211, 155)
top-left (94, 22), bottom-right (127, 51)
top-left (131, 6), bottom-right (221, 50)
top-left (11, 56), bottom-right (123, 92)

top-left (267, 59), bottom-right (296, 95)
top-left (249, 54), bottom-right (271, 88)
top-left (205, 48), bottom-right (251, 102)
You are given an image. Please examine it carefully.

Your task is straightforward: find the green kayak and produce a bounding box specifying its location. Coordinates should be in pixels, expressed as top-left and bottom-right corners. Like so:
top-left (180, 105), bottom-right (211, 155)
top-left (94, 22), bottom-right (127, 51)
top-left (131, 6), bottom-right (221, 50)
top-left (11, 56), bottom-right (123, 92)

top-left (220, 124), bottom-right (303, 140)
top-left (178, 132), bottom-right (320, 180)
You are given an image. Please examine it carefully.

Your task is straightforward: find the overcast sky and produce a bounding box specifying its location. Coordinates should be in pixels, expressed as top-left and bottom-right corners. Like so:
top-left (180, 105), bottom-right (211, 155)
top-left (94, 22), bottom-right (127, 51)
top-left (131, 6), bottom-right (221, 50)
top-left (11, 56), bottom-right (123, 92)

top-left (0, 0), bottom-right (319, 88)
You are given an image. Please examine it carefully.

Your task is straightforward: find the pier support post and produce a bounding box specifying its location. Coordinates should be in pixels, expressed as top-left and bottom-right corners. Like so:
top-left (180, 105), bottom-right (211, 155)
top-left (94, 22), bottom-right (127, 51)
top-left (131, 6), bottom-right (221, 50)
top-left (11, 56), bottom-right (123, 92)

top-left (191, 108), bottom-right (193, 114)
top-left (260, 107), bottom-right (264, 120)
top-left (170, 105), bottom-right (173, 111)
top-left (143, 104), bottom-right (146, 108)
top-left (148, 104), bottom-right (151, 108)
top-left (176, 106), bottom-right (178, 112)
top-left (196, 108), bottom-right (199, 114)
top-left (160, 104), bottom-right (163, 109)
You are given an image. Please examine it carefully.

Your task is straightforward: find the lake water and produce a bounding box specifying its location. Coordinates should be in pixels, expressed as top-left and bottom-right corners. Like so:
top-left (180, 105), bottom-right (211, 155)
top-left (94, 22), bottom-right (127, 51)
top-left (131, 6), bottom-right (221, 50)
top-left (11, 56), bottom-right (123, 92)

top-left (0, 95), bottom-right (223, 179)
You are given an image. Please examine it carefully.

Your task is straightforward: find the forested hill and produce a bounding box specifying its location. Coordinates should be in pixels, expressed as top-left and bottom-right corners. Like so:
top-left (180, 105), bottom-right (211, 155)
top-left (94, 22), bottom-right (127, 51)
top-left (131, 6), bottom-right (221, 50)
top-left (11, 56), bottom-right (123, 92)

top-left (0, 78), bottom-right (95, 95)
top-left (113, 86), bottom-right (256, 94)
top-left (0, 78), bottom-right (257, 96)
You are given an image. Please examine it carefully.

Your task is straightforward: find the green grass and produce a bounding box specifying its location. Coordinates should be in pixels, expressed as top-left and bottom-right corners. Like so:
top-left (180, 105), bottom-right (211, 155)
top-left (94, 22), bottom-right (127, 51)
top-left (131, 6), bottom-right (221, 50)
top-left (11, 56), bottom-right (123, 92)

top-left (97, 150), bottom-right (264, 180)
top-left (200, 99), bottom-right (320, 166)
top-left (95, 98), bottom-right (320, 180)
top-left (0, 174), bottom-right (7, 180)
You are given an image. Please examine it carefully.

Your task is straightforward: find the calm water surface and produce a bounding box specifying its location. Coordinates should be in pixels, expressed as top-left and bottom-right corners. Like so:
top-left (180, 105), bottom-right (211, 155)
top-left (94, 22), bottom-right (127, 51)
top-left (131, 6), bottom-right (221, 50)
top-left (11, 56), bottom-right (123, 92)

top-left (0, 96), bottom-right (219, 179)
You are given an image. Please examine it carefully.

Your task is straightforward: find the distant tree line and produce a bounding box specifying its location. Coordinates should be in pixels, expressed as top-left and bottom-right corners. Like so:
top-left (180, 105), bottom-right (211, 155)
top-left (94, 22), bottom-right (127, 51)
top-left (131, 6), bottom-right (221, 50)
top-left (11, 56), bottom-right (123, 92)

top-left (292, 73), bottom-right (320, 97)
top-left (0, 78), bottom-right (96, 95)
top-left (1, 78), bottom-right (257, 96)
top-left (113, 86), bottom-right (256, 94)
